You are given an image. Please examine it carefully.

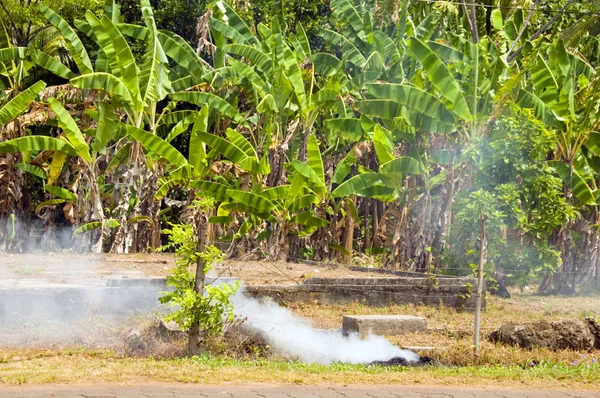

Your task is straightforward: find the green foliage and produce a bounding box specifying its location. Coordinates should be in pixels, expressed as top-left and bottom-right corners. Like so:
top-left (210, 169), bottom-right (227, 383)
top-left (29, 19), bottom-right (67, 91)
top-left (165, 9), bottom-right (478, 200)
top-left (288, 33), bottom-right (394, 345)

top-left (445, 105), bottom-right (576, 288)
top-left (158, 221), bottom-right (239, 335)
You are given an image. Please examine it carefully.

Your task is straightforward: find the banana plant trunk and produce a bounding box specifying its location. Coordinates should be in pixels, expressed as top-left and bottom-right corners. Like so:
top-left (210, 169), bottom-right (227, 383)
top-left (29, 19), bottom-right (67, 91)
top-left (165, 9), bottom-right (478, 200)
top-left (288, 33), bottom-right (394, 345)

top-left (342, 214), bottom-right (353, 264)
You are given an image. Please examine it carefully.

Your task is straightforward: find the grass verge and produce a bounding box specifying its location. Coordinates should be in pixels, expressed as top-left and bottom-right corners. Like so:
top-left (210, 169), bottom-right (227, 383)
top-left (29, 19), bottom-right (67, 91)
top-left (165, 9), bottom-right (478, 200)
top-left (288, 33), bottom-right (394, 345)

top-left (0, 350), bottom-right (599, 390)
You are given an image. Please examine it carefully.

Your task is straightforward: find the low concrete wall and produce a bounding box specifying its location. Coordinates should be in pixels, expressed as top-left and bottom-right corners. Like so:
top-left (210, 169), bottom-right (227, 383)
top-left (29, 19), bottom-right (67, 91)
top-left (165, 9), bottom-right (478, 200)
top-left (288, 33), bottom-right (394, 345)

top-left (0, 286), bottom-right (164, 324)
top-left (246, 276), bottom-right (481, 310)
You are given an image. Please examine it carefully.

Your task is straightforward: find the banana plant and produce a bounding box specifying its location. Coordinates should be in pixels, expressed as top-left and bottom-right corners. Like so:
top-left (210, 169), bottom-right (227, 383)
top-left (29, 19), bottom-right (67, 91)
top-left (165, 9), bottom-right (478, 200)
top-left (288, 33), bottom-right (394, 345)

top-left (40, 0), bottom-right (244, 252)
top-left (0, 81), bottom-right (110, 251)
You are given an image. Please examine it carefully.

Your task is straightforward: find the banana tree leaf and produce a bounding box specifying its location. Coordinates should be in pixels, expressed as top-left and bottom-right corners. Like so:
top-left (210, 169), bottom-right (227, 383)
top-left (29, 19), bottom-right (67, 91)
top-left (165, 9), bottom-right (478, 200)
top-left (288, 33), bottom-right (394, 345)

top-left (0, 80), bottom-right (45, 125)
top-left (16, 163), bottom-right (47, 179)
top-left (171, 76), bottom-right (197, 92)
top-left (0, 136), bottom-right (77, 156)
top-left (222, 44), bottom-right (272, 75)
top-left (285, 173), bottom-right (305, 209)
top-left (307, 134), bottom-right (325, 187)
top-left (117, 23), bottom-right (150, 40)
top-left (332, 151), bottom-right (357, 185)
top-left (106, 142), bottom-right (130, 172)
top-left (330, 0), bottom-right (364, 35)
top-left (531, 53), bottom-right (558, 93)
top-left (427, 41), bottom-right (463, 62)
top-left (225, 128), bottom-right (257, 160)
top-left (46, 185), bottom-right (77, 201)
top-left (0, 47), bottom-right (26, 61)
top-left (355, 184), bottom-right (396, 201)
top-left (516, 89), bottom-right (559, 128)
top-left (324, 118), bottom-right (364, 141)
top-left (105, 219), bottom-right (120, 228)
top-left (329, 243), bottom-right (349, 255)
top-left (139, 23), bottom-right (169, 106)
top-left (549, 160), bottom-right (597, 206)
top-left (291, 211), bottom-right (329, 228)
top-left (209, 216), bottom-right (233, 224)
top-left (282, 45), bottom-right (306, 106)
top-left (166, 164), bottom-right (196, 181)
top-left (93, 102), bottom-right (117, 152)
top-left (380, 156), bottom-right (425, 175)
top-left (289, 193), bottom-right (318, 212)
top-left (289, 160), bottom-right (326, 192)
top-left (344, 197), bottom-right (359, 223)
top-left (95, 13), bottom-right (140, 103)
top-left (35, 199), bottom-right (69, 215)
top-left (72, 221), bottom-right (102, 236)
top-left (355, 100), bottom-right (399, 122)
top-left (160, 110), bottom-right (197, 125)
top-left (408, 38), bottom-right (472, 121)
top-left (31, 50), bottom-right (75, 79)
top-left (189, 105), bottom-right (209, 172)
top-left (291, 22), bottom-right (311, 58)
top-left (374, 31), bottom-right (401, 65)
top-left (366, 83), bottom-right (455, 124)
top-left (234, 221), bottom-right (253, 239)
top-left (255, 230), bottom-right (272, 241)
top-left (126, 125), bottom-right (187, 167)
top-left (332, 173), bottom-right (384, 197)
top-left (47, 150), bottom-right (68, 185)
top-left (227, 57), bottom-right (269, 95)
top-left (585, 132), bottom-right (600, 157)
top-left (309, 52), bottom-right (340, 77)
top-left (170, 91), bottom-right (241, 122)
top-left (165, 114), bottom-right (198, 143)
top-left (213, 0), bottom-right (259, 46)
top-left (322, 29), bottom-right (366, 69)
top-left (227, 189), bottom-right (276, 212)
top-left (415, 10), bottom-right (441, 40)
top-left (0, 19), bottom-right (11, 49)
top-left (71, 73), bottom-right (133, 103)
top-left (373, 125), bottom-right (395, 165)
top-left (260, 185), bottom-right (289, 202)
top-left (158, 31), bottom-right (204, 81)
top-left (41, 4), bottom-right (93, 74)
top-left (154, 178), bottom-right (186, 200)
top-left (189, 180), bottom-right (230, 202)
top-left (210, 18), bottom-right (252, 48)
top-left (195, 131), bottom-right (259, 173)
top-left (347, 70), bottom-right (382, 90)
top-left (48, 98), bottom-right (92, 162)
top-left (127, 215), bottom-right (154, 226)
top-left (257, 94), bottom-right (277, 113)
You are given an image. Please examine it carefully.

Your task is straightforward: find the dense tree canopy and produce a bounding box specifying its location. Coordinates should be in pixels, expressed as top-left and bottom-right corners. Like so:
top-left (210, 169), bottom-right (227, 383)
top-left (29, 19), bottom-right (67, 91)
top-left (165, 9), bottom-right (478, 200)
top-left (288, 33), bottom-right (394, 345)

top-left (0, 0), bottom-right (599, 294)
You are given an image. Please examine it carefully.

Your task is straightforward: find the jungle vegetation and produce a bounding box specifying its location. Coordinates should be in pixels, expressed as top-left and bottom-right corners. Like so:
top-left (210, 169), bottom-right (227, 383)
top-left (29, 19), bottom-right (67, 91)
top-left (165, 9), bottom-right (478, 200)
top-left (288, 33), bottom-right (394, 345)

top-left (0, 0), bottom-right (599, 295)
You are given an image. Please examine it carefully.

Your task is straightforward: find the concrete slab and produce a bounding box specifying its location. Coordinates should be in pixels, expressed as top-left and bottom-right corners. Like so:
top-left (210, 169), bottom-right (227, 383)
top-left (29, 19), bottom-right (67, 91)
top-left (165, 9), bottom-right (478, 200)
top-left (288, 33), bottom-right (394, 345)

top-left (342, 315), bottom-right (427, 337)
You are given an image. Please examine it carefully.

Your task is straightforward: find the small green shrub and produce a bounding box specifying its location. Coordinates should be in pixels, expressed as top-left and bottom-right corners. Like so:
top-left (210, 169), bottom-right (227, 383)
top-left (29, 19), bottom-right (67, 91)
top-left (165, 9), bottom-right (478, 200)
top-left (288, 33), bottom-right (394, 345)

top-left (158, 213), bottom-right (239, 337)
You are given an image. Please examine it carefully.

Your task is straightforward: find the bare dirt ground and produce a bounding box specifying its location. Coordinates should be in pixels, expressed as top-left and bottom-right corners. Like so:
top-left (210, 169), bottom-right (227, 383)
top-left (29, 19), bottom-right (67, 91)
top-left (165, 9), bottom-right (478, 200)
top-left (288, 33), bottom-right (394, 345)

top-left (0, 252), bottom-right (396, 286)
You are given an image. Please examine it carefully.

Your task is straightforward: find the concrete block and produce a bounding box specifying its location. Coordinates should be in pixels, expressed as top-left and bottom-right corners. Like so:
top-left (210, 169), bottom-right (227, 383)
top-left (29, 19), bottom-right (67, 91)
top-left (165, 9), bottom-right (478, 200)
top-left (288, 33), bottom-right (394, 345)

top-left (342, 315), bottom-right (427, 337)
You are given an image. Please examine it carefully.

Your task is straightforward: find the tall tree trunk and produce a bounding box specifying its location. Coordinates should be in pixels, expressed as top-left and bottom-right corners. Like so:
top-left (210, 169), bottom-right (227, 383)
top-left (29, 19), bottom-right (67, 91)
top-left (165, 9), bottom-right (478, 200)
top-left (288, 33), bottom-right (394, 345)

top-left (188, 214), bottom-right (209, 356)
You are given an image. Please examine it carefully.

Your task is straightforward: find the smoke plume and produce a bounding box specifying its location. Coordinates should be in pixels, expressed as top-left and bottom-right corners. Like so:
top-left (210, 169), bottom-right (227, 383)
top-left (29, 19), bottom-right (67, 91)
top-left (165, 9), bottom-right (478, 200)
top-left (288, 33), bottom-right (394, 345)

top-left (230, 286), bottom-right (419, 365)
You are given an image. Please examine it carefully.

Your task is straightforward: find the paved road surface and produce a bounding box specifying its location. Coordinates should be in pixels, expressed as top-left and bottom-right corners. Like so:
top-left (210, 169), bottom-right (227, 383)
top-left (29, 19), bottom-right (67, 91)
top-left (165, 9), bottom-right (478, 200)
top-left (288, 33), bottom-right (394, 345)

top-left (1, 385), bottom-right (599, 398)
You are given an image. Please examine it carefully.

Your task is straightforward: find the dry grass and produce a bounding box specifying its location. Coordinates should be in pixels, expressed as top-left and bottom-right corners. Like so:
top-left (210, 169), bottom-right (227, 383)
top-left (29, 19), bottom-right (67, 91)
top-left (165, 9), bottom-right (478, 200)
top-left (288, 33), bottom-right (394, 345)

top-left (0, 348), bottom-right (598, 389)
top-left (285, 290), bottom-right (600, 366)
top-left (0, 291), bottom-right (599, 388)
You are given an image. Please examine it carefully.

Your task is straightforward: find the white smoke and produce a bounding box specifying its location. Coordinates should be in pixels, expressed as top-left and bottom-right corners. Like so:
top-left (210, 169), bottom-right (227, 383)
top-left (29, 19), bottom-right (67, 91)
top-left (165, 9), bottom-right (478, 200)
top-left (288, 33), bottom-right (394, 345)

top-left (229, 287), bottom-right (420, 365)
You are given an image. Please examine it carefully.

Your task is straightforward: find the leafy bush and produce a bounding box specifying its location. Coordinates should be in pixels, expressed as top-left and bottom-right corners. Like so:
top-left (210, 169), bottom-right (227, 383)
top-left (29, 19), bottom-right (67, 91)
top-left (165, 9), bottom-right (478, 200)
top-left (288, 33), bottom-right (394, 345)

top-left (158, 221), bottom-right (239, 336)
